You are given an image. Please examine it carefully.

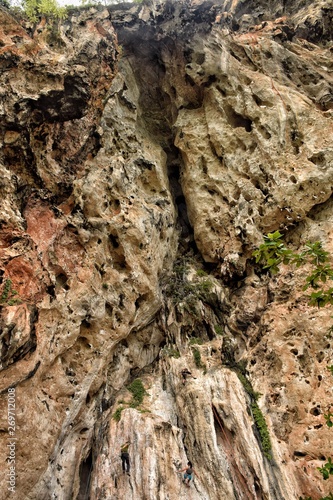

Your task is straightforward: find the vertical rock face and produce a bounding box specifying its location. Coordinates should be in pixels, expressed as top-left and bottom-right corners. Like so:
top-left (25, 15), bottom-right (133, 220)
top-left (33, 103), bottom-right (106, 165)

top-left (0, 1), bottom-right (333, 499)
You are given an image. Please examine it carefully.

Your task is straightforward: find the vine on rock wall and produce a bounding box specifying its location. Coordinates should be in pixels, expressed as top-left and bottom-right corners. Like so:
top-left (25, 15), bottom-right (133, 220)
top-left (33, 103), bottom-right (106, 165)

top-left (222, 341), bottom-right (273, 460)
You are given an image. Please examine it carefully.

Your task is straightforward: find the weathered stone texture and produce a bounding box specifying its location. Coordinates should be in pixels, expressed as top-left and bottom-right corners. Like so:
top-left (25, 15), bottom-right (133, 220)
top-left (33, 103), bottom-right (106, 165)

top-left (0, 0), bottom-right (333, 499)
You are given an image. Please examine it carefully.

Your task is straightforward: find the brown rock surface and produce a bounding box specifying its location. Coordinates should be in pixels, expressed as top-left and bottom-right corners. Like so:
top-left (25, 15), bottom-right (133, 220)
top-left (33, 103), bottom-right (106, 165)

top-left (0, 0), bottom-right (333, 499)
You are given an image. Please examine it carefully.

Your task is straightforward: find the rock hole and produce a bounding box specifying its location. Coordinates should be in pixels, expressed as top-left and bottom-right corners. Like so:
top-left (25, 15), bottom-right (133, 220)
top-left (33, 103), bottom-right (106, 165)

top-left (294, 451), bottom-right (307, 457)
top-left (253, 94), bottom-right (263, 106)
top-left (310, 407), bottom-right (321, 416)
top-left (56, 273), bottom-right (69, 290)
top-left (308, 152), bottom-right (326, 168)
top-left (203, 75), bottom-right (217, 88)
top-left (224, 104), bottom-right (252, 132)
top-left (216, 84), bottom-right (227, 97)
top-left (195, 53), bottom-right (205, 64)
top-left (78, 449), bottom-right (93, 500)
top-left (105, 303), bottom-right (113, 316)
top-left (77, 337), bottom-right (92, 350)
top-left (109, 234), bottom-right (119, 248)
top-left (135, 293), bottom-right (149, 310)
top-left (258, 125), bottom-right (271, 139)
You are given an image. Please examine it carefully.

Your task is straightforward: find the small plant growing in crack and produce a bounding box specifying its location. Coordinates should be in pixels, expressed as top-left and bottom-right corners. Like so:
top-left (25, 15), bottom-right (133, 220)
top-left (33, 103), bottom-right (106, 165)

top-left (112, 406), bottom-right (125, 422)
top-left (164, 257), bottom-right (213, 309)
top-left (192, 347), bottom-right (206, 372)
top-left (0, 279), bottom-right (22, 306)
top-left (127, 378), bottom-right (147, 408)
top-left (251, 402), bottom-right (272, 460)
top-left (222, 344), bottom-right (270, 459)
top-left (189, 337), bottom-right (203, 346)
top-left (160, 344), bottom-right (181, 359)
top-left (214, 324), bottom-right (224, 336)
top-left (112, 379), bottom-right (148, 422)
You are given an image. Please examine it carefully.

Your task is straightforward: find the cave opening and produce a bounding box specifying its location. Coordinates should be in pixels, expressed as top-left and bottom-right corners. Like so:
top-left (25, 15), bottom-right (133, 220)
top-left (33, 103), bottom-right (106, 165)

top-left (77, 449), bottom-right (93, 500)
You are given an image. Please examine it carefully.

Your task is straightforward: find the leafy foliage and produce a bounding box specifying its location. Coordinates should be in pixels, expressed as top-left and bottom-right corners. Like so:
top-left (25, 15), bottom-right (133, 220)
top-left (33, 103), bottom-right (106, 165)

top-left (22, 0), bottom-right (66, 22)
top-left (0, 279), bottom-right (21, 306)
top-left (214, 324), bottom-right (224, 336)
top-left (188, 337), bottom-right (203, 346)
top-left (237, 372), bottom-right (261, 401)
top-left (253, 231), bottom-right (296, 274)
top-left (160, 344), bottom-right (181, 359)
top-left (192, 347), bottom-right (202, 368)
top-left (225, 358), bottom-right (270, 458)
top-left (235, 369), bottom-right (270, 458)
top-left (324, 412), bottom-right (333, 428)
top-left (112, 406), bottom-right (124, 422)
top-left (164, 257), bottom-right (213, 311)
top-left (112, 379), bottom-right (147, 422)
top-left (255, 233), bottom-right (333, 492)
top-left (318, 458), bottom-right (333, 480)
top-left (127, 379), bottom-right (146, 407)
top-left (253, 232), bottom-right (333, 308)
top-left (251, 402), bottom-right (272, 460)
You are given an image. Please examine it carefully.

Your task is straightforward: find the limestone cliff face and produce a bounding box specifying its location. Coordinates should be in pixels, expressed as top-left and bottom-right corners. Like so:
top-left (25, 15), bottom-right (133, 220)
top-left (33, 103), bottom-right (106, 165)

top-left (0, 1), bottom-right (333, 499)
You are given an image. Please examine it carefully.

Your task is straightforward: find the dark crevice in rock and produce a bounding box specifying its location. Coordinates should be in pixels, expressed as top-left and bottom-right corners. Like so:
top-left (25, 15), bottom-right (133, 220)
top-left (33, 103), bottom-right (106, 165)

top-left (28, 75), bottom-right (91, 124)
top-left (2, 134), bottom-right (45, 194)
top-left (0, 306), bottom-right (38, 369)
top-left (77, 448), bottom-right (93, 500)
top-left (212, 404), bottom-right (258, 500)
top-left (116, 28), bottom-right (200, 257)
top-left (166, 147), bottom-right (196, 253)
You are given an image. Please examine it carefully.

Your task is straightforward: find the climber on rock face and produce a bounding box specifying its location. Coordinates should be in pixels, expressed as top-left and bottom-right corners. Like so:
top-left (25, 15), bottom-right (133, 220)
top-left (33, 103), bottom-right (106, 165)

top-left (177, 461), bottom-right (200, 486)
top-left (120, 441), bottom-right (130, 476)
top-left (180, 368), bottom-right (196, 385)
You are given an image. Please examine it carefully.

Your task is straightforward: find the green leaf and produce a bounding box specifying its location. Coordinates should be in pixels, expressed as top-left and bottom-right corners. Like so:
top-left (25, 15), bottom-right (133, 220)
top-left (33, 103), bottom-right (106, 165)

top-left (324, 413), bottom-right (333, 428)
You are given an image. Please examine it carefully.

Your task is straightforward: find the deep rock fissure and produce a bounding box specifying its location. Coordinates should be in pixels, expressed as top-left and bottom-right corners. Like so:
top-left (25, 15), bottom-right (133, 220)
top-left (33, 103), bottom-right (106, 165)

top-left (78, 449), bottom-right (93, 500)
top-left (116, 29), bottom-right (199, 256)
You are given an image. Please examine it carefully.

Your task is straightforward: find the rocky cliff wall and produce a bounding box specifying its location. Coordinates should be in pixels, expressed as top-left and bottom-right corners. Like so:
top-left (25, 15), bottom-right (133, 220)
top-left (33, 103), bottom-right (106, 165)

top-left (0, 0), bottom-right (333, 499)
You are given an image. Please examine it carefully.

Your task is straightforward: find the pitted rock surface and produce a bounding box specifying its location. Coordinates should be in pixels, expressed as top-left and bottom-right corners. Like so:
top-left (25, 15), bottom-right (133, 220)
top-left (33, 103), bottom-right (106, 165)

top-left (0, 1), bottom-right (333, 499)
